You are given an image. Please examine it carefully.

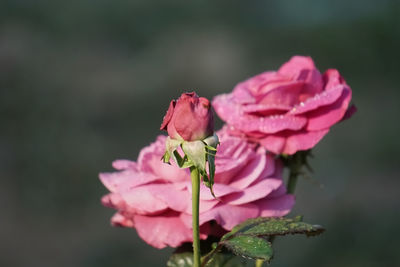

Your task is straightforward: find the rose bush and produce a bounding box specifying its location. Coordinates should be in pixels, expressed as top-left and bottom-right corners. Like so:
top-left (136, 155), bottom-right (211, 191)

top-left (161, 92), bottom-right (214, 141)
top-left (213, 56), bottom-right (356, 155)
top-left (100, 129), bottom-right (294, 248)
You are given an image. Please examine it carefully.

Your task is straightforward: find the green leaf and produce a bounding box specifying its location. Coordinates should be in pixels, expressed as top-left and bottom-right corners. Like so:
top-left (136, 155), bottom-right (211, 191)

top-left (242, 219), bottom-right (324, 238)
top-left (163, 137), bottom-right (185, 166)
top-left (221, 235), bottom-right (273, 261)
top-left (206, 147), bottom-right (216, 183)
top-left (213, 216), bottom-right (324, 263)
top-left (205, 146), bottom-right (216, 198)
top-left (221, 217), bottom-right (266, 242)
top-left (182, 141), bottom-right (206, 171)
top-left (166, 137), bottom-right (183, 154)
top-left (167, 252), bottom-right (193, 267)
top-left (222, 216), bottom-right (324, 242)
top-left (204, 253), bottom-right (247, 267)
top-left (168, 251), bottom-right (247, 267)
top-left (203, 134), bottom-right (219, 148)
top-left (203, 134), bottom-right (219, 198)
top-left (170, 151), bottom-right (192, 169)
top-left (162, 150), bottom-right (171, 164)
top-left (205, 145), bottom-right (217, 151)
top-left (173, 150), bottom-right (185, 167)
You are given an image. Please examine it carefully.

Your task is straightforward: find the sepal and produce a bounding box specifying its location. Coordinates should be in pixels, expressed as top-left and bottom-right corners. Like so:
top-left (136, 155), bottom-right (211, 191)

top-left (162, 134), bottom-right (219, 198)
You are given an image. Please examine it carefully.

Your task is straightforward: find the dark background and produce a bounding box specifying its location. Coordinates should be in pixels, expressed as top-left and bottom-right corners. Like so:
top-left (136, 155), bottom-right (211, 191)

top-left (1, 0), bottom-right (399, 266)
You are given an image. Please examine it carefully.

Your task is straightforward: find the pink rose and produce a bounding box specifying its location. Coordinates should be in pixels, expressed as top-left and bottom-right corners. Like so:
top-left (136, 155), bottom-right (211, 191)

top-left (100, 129), bottom-right (294, 248)
top-left (160, 92), bottom-right (214, 141)
top-left (213, 56), bottom-right (356, 155)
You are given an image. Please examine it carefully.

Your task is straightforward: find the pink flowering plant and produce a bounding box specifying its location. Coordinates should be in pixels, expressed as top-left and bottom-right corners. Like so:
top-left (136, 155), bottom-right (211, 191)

top-left (99, 56), bottom-right (355, 266)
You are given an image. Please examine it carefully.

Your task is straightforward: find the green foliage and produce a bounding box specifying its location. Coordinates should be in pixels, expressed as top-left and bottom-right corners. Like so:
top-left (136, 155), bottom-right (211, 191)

top-left (203, 253), bottom-right (247, 267)
top-left (210, 216), bottom-right (324, 265)
top-left (182, 140), bottom-right (207, 171)
top-left (168, 251), bottom-right (246, 267)
top-left (168, 216), bottom-right (325, 266)
top-left (203, 146), bottom-right (217, 198)
top-left (221, 235), bottom-right (273, 262)
top-left (167, 252), bottom-right (194, 267)
top-left (163, 135), bottom-right (219, 198)
top-left (222, 216), bottom-right (324, 241)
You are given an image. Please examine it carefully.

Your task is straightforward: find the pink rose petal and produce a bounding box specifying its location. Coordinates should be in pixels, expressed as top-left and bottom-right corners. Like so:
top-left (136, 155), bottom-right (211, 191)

top-left (181, 203), bottom-right (259, 231)
top-left (213, 94), bottom-right (308, 134)
top-left (256, 194), bottom-right (295, 217)
top-left (258, 135), bottom-right (286, 155)
top-left (266, 183), bottom-right (288, 199)
top-left (101, 193), bottom-right (125, 209)
top-left (259, 129), bottom-right (330, 155)
top-left (278, 56), bottom-right (316, 76)
top-left (237, 114), bottom-right (307, 134)
top-left (99, 170), bottom-right (160, 193)
top-left (288, 85), bottom-right (344, 115)
top-left (99, 171), bottom-right (130, 192)
top-left (214, 144), bottom-right (253, 184)
top-left (307, 88), bottom-right (352, 131)
top-left (121, 187), bottom-right (168, 215)
top-left (202, 203), bottom-right (260, 230)
top-left (137, 136), bottom-right (166, 173)
top-left (160, 100), bottom-right (175, 130)
top-left (135, 135), bottom-right (189, 182)
top-left (151, 185), bottom-right (191, 213)
top-left (183, 199), bottom-right (220, 214)
top-left (256, 81), bottom-right (305, 107)
top-left (222, 178), bottom-right (283, 205)
top-left (243, 103), bottom-right (292, 116)
top-left (282, 129), bottom-right (330, 155)
top-left (278, 56), bottom-right (323, 96)
top-left (323, 69), bottom-right (346, 90)
top-left (147, 154), bottom-right (189, 182)
top-left (232, 86), bottom-right (256, 104)
top-left (183, 182), bottom-right (240, 201)
top-left (229, 153), bottom-right (267, 189)
top-left (259, 128), bottom-right (331, 155)
top-left (234, 71), bottom-right (284, 97)
top-left (270, 156), bottom-right (283, 179)
top-left (111, 212), bottom-right (134, 227)
top-left (112, 159), bottom-right (137, 170)
top-left (134, 212), bottom-right (194, 249)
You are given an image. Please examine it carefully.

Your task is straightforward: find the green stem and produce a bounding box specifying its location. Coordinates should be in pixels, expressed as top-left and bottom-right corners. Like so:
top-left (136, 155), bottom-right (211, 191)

top-left (190, 167), bottom-right (201, 267)
top-left (286, 169), bottom-right (299, 194)
top-left (255, 259), bottom-right (264, 267)
top-left (286, 152), bottom-right (303, 194)
top-left (255, 153), bottom-right (304, 267)
top-left (201, 244), bottom-right (223, 267)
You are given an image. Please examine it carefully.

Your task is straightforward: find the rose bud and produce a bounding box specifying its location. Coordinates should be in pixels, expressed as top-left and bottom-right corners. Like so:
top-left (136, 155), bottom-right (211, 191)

top-left (160, 92), bottom-right (218, 197)
top-left (160, 92), bottom-right (214, 141)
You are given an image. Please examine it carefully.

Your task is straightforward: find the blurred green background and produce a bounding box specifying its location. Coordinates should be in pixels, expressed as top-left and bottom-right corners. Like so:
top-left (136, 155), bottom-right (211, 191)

top-left (1, 0), bottom-right (399, 266)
